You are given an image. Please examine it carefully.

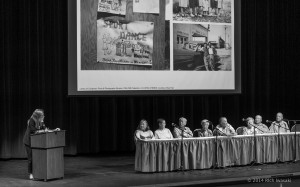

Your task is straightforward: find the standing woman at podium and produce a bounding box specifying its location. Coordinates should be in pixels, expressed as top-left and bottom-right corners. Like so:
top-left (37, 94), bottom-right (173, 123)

top-left (23, 109), bottom-right (47, 180)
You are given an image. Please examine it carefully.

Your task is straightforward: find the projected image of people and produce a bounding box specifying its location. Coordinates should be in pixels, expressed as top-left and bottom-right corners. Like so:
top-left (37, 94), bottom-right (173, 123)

top-left (173, 0), bottom-right (232, 23)
top-left (173, 23), bottom-right (232, 71)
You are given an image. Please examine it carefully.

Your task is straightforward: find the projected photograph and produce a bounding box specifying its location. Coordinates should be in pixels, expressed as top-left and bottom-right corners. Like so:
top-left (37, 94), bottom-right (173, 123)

top-left (173, 23), bottom-right (232, 71)
top-left (173, 0), bottom-right (232, 23)
top-left (96, 18), bottom-right (154, 69)
top-left (74, 0), bottom-right (239, 93)
top-left (133, 0), bottom-right (159, 14)
top-left (97, 0), bottom-right (127, 15)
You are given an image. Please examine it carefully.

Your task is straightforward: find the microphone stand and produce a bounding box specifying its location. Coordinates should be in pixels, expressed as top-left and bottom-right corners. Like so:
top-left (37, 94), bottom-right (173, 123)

top-left (272, 122), bottom-right (290, 164)
top-left (291, 121), bottom-right (297, 163)
top-left (250, 123), bottom-right (269, 167)
top-left (173, 123), bottom-right (185, 172)
top-left (248, 124), bottom-right (259, 166)
top-left (285, 119), bottom-right (300, 163)
top-left (213, 126), bottom-right (228, 169)
top-left (277, 124), bottom-right (281, 164)
top-left (180, 127), bottom-right (184, 171)
top-left (294, 121), bottom-right (299, 162)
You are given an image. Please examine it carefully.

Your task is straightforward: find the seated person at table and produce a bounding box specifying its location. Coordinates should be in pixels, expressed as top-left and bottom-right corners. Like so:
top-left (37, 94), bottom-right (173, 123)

top-left (269, 112), bottom-right (290, 133)
top-left (173, 117), bottom-right (193, 138)
top-left (197, 119), bottom-right (213, 137)
top-left (242, 117), bottom-right (258, 135)
top-left (213, 117), bottom-right (236, 136)
top-left (154, 118), bottom-right (173, 139)
top-left (134, 119), bottom-right (155, 142)
top-left (253, 115), bottom-right (269, 134)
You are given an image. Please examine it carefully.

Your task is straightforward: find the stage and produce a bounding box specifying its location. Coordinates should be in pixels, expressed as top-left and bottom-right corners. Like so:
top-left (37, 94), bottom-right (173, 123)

top-left (1, 155), bottom-right (300, 187)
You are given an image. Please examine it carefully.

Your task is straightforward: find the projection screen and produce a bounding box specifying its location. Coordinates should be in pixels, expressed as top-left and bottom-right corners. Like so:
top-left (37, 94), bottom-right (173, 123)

top-left (68, 0), bottom-right (241, 95)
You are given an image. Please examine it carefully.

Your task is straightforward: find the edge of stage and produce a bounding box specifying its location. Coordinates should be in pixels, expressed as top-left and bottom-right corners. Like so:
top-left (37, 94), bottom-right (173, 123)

top-left (1, 155), bottom-right (300, 187)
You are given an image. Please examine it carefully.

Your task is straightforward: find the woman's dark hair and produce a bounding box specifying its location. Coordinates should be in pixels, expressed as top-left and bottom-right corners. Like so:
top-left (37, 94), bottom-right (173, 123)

top-left (157, 118), bottom-right (165, 124)
top-left (137, 119), bottom-right (150, 131)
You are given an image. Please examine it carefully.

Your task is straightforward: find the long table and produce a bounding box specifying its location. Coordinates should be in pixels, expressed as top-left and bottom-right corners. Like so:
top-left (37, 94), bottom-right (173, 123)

top-left (135, 132), bottom-right (300, 172)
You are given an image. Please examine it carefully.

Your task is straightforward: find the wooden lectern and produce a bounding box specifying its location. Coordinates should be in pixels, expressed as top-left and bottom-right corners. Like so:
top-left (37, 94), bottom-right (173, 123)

top-left (31, 130), bottom-right (65, 181)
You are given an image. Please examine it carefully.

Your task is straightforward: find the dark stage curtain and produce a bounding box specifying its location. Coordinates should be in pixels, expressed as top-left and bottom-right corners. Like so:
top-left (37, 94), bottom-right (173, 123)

top-left (1, 0), bottom-right (300, 158)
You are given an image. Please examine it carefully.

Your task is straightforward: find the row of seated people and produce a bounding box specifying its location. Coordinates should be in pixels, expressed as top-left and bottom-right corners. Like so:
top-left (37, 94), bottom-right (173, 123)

top-left (134, 113), bottom-right (290, 141)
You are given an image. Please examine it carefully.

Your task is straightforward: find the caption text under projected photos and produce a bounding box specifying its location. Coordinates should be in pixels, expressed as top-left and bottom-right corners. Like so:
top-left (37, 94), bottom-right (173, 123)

top-left (77, 0), bottom-right (236, 93)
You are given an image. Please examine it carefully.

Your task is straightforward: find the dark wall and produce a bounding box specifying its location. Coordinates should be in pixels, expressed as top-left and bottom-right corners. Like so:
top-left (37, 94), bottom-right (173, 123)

top-left (1, 0), bottom-right (300, 158)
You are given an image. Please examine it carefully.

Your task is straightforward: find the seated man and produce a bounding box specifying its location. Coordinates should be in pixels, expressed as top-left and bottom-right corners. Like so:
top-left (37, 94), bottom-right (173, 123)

top-left (213, 117), bottom-right (236, 136)
top-left (173, 117), bottom-right (193, 138)
top-left (269, 112), bottom-right (290, 133)
top-left (253, 115), bottom-right (269, 134)
top-left (242, 117), bottom-right (258, 135)
top-left (197, 119), bottom-right (213, 137)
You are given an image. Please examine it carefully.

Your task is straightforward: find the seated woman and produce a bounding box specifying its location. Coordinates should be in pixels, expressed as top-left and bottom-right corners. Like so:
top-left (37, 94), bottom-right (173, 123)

top-left (134, 119), bottom-right (155, 142)
top-left (154, 118), bottom-right (173, 139)
top-left (197, 119), bottom-right (213, 137)
top-left (242, 117), bottom-right (258, 135)
top-left (173, 117), bottom-right (193, 138)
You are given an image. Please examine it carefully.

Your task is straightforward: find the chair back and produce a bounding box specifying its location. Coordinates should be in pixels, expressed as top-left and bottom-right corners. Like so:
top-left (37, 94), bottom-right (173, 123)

top-left (236, 126), bottom-right (246, 135)
top-left (291, 124), bottom-right (300, 132)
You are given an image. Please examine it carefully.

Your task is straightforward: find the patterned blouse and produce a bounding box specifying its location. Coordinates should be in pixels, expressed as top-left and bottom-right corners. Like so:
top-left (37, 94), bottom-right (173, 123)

top-left (173, 126), bottom-right (193, 138)
top-left (197, 129), bottom-right (213, 137)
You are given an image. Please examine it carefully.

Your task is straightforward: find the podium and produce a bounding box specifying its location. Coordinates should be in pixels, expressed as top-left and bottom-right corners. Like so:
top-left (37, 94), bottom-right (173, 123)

top-left (30, 130), bottom-right (65, 181)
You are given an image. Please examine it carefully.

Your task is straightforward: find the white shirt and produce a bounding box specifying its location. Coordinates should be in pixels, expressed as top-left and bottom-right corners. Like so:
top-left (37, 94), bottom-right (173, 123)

top-left (154, 128), bottom-right (173, 139)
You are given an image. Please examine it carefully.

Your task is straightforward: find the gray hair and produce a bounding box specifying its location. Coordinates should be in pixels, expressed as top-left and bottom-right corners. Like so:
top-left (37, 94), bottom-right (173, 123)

top-left (179, 117), bottom-right (187, 123)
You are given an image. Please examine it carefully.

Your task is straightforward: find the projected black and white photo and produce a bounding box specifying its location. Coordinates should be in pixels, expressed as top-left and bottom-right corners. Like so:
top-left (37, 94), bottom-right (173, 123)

top-left (173, 0), bottom-right (232, 23)
top-left (133, 0), bottom-right (159, 14)
top-left (173, 23), bottom-right (232, 71)
top-left (96, 18), bottom-right (154, 68)
top-left (74, 0), bottom-right (238, 94)
top-left (98, 0), bottom-right (127, 15)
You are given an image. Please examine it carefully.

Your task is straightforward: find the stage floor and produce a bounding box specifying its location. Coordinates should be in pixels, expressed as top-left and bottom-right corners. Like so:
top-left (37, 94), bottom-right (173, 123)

top-left (1, 156), bottom-right (300, 187)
